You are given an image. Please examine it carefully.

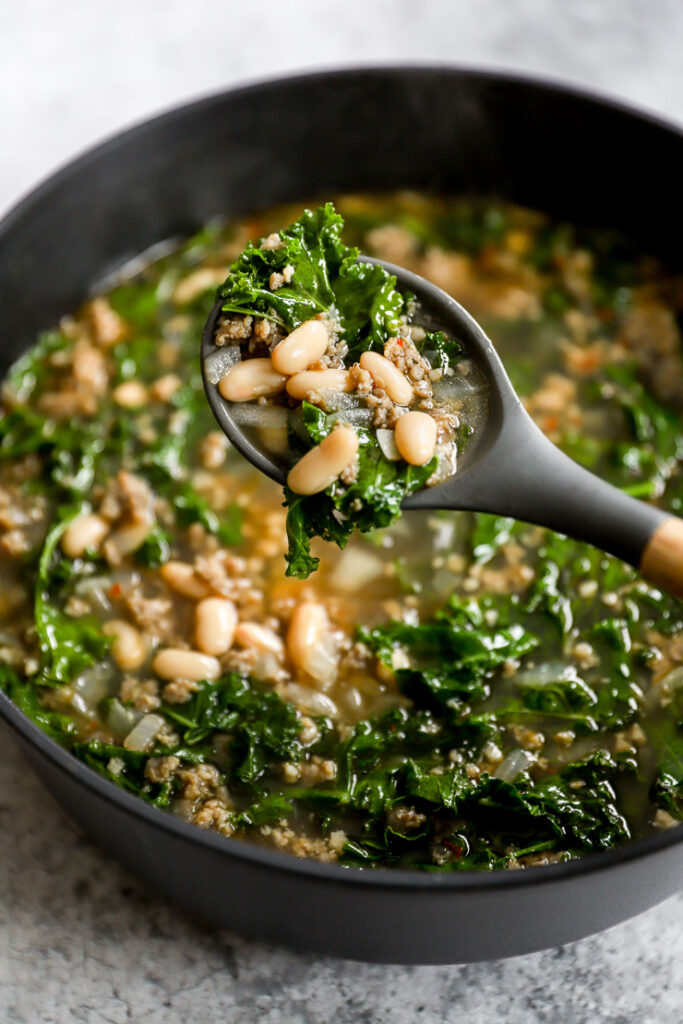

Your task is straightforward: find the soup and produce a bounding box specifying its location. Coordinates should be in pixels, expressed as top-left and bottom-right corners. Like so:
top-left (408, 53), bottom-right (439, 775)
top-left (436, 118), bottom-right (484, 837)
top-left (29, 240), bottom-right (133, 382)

top-left (1, 193), bottom-right (681, 870)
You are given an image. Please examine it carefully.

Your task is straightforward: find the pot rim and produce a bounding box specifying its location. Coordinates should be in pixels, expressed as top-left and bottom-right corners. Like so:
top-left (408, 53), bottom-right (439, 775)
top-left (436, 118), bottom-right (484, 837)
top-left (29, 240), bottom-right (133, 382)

top-left (0, 63), bottom-right (680, 894)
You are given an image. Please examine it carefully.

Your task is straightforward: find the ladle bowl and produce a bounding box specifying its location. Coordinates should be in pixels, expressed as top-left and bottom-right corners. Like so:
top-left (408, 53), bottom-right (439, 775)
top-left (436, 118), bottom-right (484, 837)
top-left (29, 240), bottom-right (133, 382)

top-left (202, 256), bottom-right (683, 597)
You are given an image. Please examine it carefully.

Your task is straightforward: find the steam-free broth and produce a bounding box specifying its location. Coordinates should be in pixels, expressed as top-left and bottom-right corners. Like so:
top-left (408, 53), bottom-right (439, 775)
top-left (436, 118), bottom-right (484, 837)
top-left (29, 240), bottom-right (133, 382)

top-left (0, 193), bottom-right (681, 870)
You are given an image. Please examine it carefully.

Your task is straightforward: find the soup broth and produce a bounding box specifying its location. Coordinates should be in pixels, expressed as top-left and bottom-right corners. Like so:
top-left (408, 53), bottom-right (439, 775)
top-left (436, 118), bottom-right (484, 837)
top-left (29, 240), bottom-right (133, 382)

top-left (1, 193), bottom-right (681, 871)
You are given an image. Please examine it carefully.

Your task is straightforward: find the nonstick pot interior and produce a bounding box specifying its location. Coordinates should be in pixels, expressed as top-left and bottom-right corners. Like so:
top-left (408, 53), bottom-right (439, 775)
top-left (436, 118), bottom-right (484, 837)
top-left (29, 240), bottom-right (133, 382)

top-left (0, 67), bottom-right (681, 963)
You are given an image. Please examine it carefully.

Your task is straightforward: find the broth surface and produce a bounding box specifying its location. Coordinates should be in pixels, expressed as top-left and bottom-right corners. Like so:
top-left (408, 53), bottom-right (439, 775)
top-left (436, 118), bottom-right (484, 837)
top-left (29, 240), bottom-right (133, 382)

top-left (1, 193), bottom-right (681, 870)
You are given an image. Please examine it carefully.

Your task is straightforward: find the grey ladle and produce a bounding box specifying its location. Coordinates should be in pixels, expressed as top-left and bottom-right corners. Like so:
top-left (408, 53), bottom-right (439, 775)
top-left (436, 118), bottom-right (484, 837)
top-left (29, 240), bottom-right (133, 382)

top-left (202, 257), bottom-right (683, 599)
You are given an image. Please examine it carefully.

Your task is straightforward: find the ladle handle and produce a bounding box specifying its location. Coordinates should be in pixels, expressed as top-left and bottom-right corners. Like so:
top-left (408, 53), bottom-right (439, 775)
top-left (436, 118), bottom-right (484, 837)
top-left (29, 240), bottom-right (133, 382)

top-left (488, 424), bottom-right (683, 599)
top-left (492, 426), bottom-right (683, 600)
top-left (422, 407), bottom-right (683, 601)
top-left (640, 518), bottom-right (683, 599)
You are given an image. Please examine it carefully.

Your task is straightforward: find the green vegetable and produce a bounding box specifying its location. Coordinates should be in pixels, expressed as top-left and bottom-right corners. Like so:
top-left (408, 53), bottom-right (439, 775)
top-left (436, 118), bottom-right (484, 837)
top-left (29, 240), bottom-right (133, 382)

top-left (649, 688), bottom-right (683, 820)
top-left (360, 602), bottom-right (539, 716)
top-left (285, 402), bottom-right (436, 577)
top-left (133, 524), bottom-right (171, 568)
top-left (0, 407), bottom-right (105, 499)
top-left (33, 508), bottom-right (110, 687)
top-left (0, 663), bottom-right (77, 744)
top-left (218, 202), bottom-right (406, 354)
top-left (160, 674), bottom-right (302, 784)
top-left (471, 514), bottom-right (516, 565)
top-left (295, 703), bottom-right (632, 868)
top-left (74, 740), bottom-right (207, 807)
top-left (171, 485), bottom-right (243, 547)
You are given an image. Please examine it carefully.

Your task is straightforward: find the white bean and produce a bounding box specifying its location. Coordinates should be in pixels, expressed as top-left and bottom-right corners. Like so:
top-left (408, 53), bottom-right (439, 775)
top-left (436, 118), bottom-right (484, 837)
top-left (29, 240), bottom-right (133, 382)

top-left (72, 342), bottom-right (108, 394)
top-left (271, 319), bottom-right (328, 375)
top-left (153, 648), bottom-right (221, 682)
top-left (359, 351), bottom-right (413, 405)
top-left (394, 410), bottom-right (438, 465)
top-left (150, 374), bottom-right (181, 403)
top-left (61, 513), bottom-right (109, 558)
top-left (287, 602), bottom-right (338, 684)
top-left (285, 368), bottom-right (351, 401)
top-left (234, 621), bottom-right (284, 657)
top-left (172, 266), bottom-right (228, 305)
top-left (287, 602), bottom-right (327, 669)
top-left (103, 619), bottom-right (147, 671)
top-left (287, 426), bottom-right (359, 495)
top-left (199, 430), bottom-right (229, 469)
top-left (160, 561), bottom-right (212, 600)
top-left (218, 359), bottom-right (286, 402)
top-left (195, 597), bottom-right (238, 656)
top-left (104, 516), bottom-right (153, 560)
top-left (113, 380), bottom-right (149, 408)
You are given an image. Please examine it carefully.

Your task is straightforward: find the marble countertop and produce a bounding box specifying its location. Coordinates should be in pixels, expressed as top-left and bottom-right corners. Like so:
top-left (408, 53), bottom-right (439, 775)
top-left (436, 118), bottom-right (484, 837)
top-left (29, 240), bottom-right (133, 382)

top-left (0, 1), bottom-right (681, 1020)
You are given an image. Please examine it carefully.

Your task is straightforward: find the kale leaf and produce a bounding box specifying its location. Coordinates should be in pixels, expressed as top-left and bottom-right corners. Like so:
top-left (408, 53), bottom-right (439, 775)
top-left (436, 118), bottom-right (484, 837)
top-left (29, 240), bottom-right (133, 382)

top-left (360, 603), bottom-right (539, 717)
top-left (607, 363), bottom-right (683, 499)
top-left (285, 403), bottom-right (436, 577)
top-left (133, 523), bottom-right (171, 568)
top-left (73, 740), bottom-right (208, 807)
top-left (160, 674), bottom-right (302, 784)
top-left (294, 699), bottom-right (632, 867)
top-left (217, 202), bottom-right (405, 353)
top-left (471, 513), bottom-right (516, 565)
top-left (0, 406), bottom-right (105, 499)
top-left (653, 740), bottom-right (683, 820)
top-left (0, 663), bottom-right (78, 744)
top-left (649, 687), bottom-right (683, 821)
top-left (33, 507), bottom-right (111, 687)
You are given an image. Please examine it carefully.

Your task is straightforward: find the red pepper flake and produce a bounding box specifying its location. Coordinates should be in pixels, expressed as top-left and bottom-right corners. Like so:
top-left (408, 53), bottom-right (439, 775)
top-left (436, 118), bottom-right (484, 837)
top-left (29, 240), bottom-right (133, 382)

top-left (444, 839), bottom-right (464, 858)
top-left (109, 582), bottom-right (123, 599)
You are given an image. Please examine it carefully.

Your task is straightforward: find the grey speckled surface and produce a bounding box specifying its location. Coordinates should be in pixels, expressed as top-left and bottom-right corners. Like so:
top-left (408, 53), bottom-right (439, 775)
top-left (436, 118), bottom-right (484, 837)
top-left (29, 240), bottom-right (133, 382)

top-left (0, 730), bottom-right (681, 1022)
top-left (1, 2), bottom-right (682, 1021)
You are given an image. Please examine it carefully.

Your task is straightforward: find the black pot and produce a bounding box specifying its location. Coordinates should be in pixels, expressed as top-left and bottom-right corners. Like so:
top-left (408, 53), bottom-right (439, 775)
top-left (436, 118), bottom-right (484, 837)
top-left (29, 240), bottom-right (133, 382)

top-left (0, 67), bottom-right (680, 964)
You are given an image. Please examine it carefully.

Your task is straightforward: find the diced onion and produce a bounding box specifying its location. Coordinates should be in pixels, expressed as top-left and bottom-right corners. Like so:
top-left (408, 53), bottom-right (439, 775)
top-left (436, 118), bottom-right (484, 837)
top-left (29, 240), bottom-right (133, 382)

top-left (329, 408), bottom-right (374, 429)
top-left (74, 576), bottom-right (112, 612)
top-left (282, 683), bottom-right (338, 718)
top-left (426, 441), bottom-right (457, 486)
top-left (229, 403), bottom-right (290, 429)
top-left (69, 693), bottom-right (92, 717)
top-left (515, 661), bottom-right (572, 687)
top-left (123, 713), bottom-right (166, 752)
top-left (321, 392), bottom-right (362, 413)
top-left (432, 376), bottom-right (489, 403)
top-left (329, 546), bottom-right (384, 592)
top-left (72, 661), bottom-right (116, 706)
top-left (250, 652), bottom-right (283, 682)
top-left (106, 698), bottom-right (140, 741)
top-left (644, 665), bottom-right (683, 711)
top-left (341, 687), bottom-right (363, 714)
top-left (302, 634), bottom-right (339, 687)
top-left (376, 428), bottom-right (400, 461)
top-left (204, 345), bottom-right (241, 384)
top-left (494, 749), bottom-right (536, 781)
top-left (430, 517), bottom-right (457, 551)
